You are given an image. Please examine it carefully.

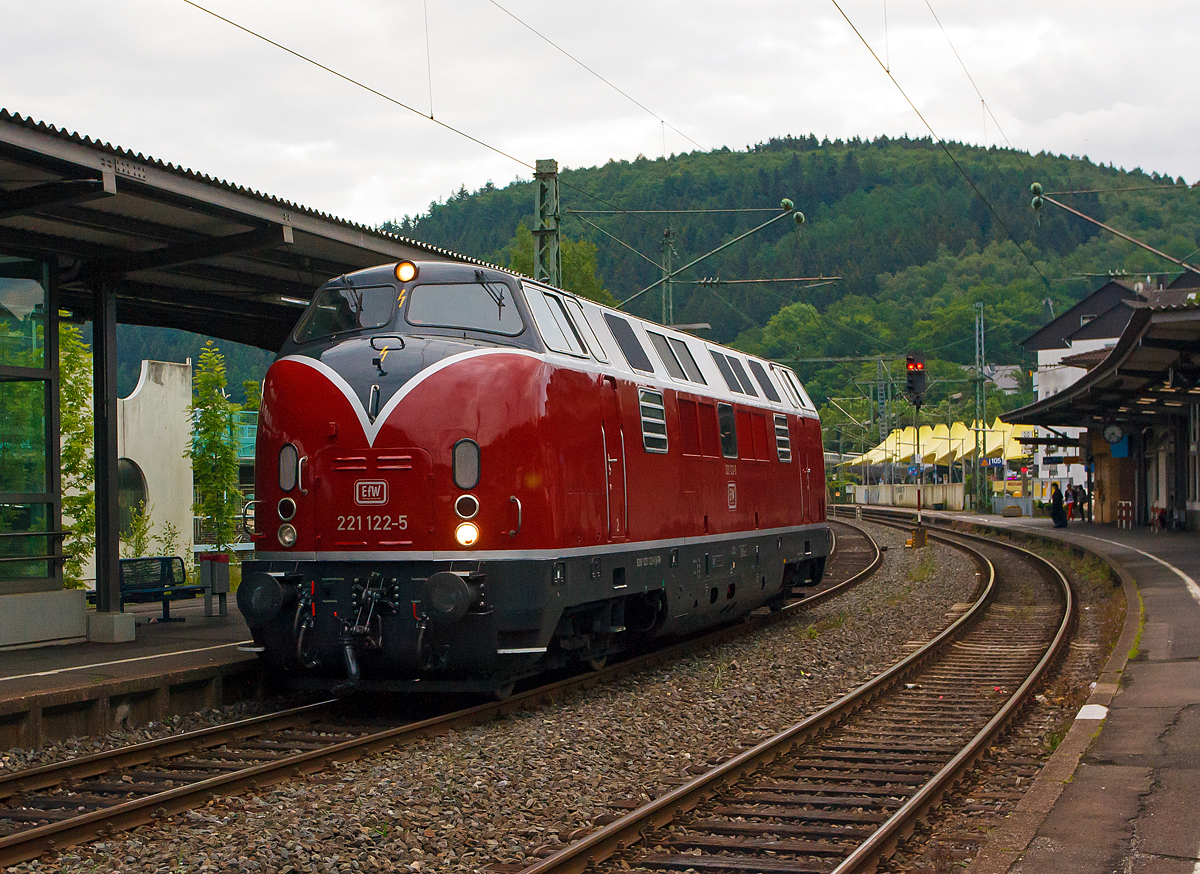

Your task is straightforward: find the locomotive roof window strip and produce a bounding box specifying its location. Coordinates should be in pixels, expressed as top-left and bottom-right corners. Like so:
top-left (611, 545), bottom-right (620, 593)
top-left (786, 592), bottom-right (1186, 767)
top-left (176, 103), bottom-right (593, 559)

top-left (647, 331), bottom-right (688, 381)
top-left (709, 350), bottom-right (744, 394)
top-left (774, 414), bottom-right (793, 462)
top-left (523, 284), bottom-right (587, 356)
top-left (564, 297), bottom-right (608, 363)
top-left (726, 355), bottom-right (760, 397)
top-left (638, 388), bottom-right (669, 453)
top-left (717, 402), bottom-right (739, 458)
top-left (404, 282), bottom-right (525, 336)
top-left (294, 284), bottom-right (398, 343)
top-left (747, 358), bottom-right (782, 403)
top-left (548, 293), bottom-right (593, 357)
top-left (668, 337), bottom-right (707, 385)
top-left (603, 312), bottom-right (655, 374)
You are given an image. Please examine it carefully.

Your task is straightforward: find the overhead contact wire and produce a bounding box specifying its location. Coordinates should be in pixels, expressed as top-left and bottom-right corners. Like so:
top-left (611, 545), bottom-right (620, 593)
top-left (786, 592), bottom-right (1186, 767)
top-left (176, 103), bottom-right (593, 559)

top-left (829, 0), bottom-right (1053, 292)
top-left (179, 0), bottom-right (659, 230)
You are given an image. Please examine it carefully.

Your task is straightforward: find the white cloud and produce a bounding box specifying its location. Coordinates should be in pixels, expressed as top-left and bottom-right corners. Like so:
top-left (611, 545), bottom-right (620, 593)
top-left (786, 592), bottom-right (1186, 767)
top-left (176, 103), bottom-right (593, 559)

top-left (3, 0), bottom-right (1196, 228)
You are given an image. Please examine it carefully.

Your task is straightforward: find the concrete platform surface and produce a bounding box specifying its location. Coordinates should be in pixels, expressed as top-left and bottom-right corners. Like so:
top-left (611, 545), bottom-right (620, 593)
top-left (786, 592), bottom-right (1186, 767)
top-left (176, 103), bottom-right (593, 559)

top-left (0, 599), bottom-right (260, 749)
top-left (855, 507), bottom-right (1200, 874)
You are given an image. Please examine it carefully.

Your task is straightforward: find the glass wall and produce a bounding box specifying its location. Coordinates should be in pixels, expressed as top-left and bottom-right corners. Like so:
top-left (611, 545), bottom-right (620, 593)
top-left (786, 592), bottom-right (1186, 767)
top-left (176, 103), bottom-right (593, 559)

top-left (0, 256), bottom-right (60, 592)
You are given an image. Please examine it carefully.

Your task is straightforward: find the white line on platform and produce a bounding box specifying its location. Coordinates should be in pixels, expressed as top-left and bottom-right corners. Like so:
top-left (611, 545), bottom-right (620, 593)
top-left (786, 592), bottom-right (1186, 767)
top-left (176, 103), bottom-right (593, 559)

top-left (1077, 534), bottom-right (1200, 607)
top-left (0, 641), bottom-right (256, 683)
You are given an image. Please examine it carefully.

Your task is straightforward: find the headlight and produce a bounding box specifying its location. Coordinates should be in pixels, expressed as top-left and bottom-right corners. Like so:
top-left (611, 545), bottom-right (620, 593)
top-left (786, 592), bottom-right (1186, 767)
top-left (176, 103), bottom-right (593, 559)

top-left (278, 524), bottom-right (298, 547)
top-left (278, 497), bottom-right (297, 521)
top-left (394, 260), bottom-right (419, 282)
top-left (454, 522), bottom-right (480, 547)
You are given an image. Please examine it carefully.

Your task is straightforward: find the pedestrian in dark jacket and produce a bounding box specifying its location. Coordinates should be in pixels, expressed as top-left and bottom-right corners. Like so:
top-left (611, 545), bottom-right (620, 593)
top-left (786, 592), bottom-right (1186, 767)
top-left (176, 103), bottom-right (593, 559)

top-left (1050, 483), bottom-right (1067, 528)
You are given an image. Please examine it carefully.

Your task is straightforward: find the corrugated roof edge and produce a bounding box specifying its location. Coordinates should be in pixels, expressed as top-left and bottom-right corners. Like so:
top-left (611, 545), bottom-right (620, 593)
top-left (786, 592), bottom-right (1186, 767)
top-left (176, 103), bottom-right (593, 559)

top-left (0, 107), bottom-right (505, 272)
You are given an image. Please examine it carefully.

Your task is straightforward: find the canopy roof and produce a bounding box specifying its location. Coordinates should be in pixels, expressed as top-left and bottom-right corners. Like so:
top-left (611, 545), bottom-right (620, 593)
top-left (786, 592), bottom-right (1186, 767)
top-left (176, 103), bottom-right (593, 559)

top-left (840, 419), bottom-right (1038, 466)
top-left (0, 109), bottom-right (485, 350)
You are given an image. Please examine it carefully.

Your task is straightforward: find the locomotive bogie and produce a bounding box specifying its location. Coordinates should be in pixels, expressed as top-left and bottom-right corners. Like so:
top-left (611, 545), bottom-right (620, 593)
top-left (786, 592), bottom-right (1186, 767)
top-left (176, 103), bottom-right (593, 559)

top-left (241, 261), bottom-right (832, 694)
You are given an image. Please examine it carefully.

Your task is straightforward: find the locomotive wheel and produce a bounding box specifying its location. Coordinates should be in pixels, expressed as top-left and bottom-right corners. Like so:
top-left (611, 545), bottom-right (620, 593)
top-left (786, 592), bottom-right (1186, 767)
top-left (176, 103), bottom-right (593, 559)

top-left (585, 655), bottom-right (608, 672)
top-left (491, 682), bottom-right (516, 702)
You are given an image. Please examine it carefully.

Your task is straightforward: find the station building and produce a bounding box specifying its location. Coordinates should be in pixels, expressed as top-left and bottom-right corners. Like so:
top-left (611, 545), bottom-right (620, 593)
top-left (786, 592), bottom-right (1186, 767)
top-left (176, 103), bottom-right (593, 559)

top-left (0, 109), bottom-right (480, 649)
top-left (1004, 271), bottom-right (1200, 530)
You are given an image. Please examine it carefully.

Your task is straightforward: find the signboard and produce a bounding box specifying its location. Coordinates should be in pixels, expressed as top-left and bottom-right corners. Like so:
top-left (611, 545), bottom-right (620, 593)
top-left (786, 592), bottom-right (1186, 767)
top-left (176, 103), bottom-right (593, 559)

top-left (908, 465), bottom-right (920, 476)
top-left (1043, 456), bottom-right (1064, 465)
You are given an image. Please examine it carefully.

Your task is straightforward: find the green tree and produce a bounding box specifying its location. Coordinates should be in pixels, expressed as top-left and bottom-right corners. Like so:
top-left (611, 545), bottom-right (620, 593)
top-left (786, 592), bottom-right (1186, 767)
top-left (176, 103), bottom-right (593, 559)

top-left (241, 379), bottom-right (261, 412)
top-left (188, 341), bottom-right (241, 555)
top-left (501, 223), bottom-right (619, 306)
top-left (59, 320), bottom-right (95, 587)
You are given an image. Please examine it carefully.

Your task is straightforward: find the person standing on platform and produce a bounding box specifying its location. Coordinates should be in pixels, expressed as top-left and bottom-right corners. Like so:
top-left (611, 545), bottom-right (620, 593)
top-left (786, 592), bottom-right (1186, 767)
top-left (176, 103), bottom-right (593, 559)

top-left (1065, 484), bottom-right (1076, 521)
top-left (1050, 483), bottom-right (1068, 528)
top-left (1074, 484), bottom-right (1090, 523)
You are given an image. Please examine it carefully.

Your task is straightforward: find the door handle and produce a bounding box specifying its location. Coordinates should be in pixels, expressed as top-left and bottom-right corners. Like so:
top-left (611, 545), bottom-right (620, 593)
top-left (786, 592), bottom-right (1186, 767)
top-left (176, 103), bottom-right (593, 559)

top-left (509, 495), bottom-right (522, 537)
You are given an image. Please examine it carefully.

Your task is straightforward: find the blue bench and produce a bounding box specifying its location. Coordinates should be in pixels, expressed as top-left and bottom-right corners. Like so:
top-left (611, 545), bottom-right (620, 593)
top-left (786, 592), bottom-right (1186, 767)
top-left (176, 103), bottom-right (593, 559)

top-left (118, 557), bottom-right (206, 621)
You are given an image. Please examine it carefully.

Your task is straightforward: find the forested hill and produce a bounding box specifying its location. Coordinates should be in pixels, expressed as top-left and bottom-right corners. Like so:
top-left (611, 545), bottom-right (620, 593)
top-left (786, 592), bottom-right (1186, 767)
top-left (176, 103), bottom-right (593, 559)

top-left (387, 134), bottom-right (1199, 419)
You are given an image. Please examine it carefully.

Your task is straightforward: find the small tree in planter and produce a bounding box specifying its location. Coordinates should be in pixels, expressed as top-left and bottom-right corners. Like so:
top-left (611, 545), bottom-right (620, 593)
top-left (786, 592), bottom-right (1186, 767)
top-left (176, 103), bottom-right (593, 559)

top-left (187, 341), bottom-right (241, 560)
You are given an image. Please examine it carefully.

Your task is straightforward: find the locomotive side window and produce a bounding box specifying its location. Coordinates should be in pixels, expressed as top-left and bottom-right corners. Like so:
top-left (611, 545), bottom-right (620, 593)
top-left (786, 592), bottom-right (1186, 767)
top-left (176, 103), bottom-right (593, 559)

top-left (709, 351), bottom-right (744, 394)
top-left (405, 282), bottom-right (525, 336)
top-left (647, 331), bottom-right (687, 381)
top-left (678, 398), bottom-right (701, 456)
top-left (603, 313), bottom-right (655, 373)
top-left (639, 389), bottom-right (668, 453)
top-left (747, 359), bottom-right (781, 403)
top-left (669, 337), bottom-right (707, 384)
top-left (718, 403), bottom-right (738, 458)
top-left (565, 298), bottom-right (608, 363)
top-left (726, 356), bottom-right (759, 397)
top-left (770, 363), bottom-right (802, 408)
top-left (295, 285), bottom-right (397, 342)
top-left (698, 402), bottom-right (721, 457)
top-left (781, 368), bottom-right (816, 410)
top-left (524, 286), bottom-right (587, 356)
top-left (774, 414), bottom-right (793, 462)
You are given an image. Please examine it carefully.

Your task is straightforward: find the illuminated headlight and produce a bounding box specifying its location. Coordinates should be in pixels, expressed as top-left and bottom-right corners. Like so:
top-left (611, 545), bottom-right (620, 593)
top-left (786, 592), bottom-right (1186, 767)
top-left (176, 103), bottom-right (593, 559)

top-left (454, 522), bottom-right (480, 547)
top-left (278, 524), bottom-right (298, 548)
top-left (394, 260), bottom-right (418, 282)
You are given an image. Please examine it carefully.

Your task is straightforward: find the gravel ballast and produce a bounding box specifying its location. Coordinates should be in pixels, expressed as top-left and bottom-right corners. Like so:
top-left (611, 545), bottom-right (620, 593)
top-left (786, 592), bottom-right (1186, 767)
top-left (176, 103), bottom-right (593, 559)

top-left (5, 523), bottom-right (979, 874)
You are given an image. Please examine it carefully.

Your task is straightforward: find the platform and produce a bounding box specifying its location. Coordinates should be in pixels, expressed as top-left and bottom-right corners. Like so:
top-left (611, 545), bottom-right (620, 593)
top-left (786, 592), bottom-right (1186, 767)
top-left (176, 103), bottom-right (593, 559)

top-left (851, 505), bottom-right (1200, 874)
top-left (0, 598), bottom-right (260, 750)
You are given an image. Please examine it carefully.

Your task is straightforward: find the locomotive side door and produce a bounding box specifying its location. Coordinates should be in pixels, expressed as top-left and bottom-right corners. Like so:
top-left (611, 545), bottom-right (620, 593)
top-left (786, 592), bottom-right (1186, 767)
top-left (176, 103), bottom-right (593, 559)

top-left (601, 377), bottom-right (627, 539)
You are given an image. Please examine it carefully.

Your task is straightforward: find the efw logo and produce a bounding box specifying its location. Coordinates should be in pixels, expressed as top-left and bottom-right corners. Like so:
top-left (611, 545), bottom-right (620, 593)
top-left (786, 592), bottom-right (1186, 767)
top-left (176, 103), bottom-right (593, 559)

top-left (355, 480), bottom-right (388, 505)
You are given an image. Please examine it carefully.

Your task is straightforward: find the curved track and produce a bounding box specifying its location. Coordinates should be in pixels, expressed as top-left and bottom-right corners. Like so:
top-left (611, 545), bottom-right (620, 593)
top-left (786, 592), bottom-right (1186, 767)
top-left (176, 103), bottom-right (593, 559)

top-left (511, 518), bottom-right (1074, 874)
top-left (0, 521), bottom-right (880, 867)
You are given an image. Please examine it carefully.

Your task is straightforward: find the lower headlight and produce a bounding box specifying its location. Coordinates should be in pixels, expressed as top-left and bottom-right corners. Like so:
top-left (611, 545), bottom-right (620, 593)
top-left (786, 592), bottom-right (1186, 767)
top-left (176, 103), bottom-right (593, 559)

top-left (278, 523), bottom-right (298, 547)
top-left (454, 521), bottom-right (480, 547)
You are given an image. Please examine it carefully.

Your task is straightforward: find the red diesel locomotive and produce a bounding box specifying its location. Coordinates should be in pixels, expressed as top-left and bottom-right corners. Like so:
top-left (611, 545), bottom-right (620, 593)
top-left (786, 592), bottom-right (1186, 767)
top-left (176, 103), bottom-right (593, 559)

top-left (237, 259), bottom-right (830, 695)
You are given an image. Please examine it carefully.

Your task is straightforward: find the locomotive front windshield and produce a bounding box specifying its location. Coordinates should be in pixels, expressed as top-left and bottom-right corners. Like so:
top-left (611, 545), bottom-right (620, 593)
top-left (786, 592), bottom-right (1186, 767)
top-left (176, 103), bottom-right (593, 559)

top-left (294, 285), bottom-right (397, 342)
top-left (405, 282), bottom-right (525, 336)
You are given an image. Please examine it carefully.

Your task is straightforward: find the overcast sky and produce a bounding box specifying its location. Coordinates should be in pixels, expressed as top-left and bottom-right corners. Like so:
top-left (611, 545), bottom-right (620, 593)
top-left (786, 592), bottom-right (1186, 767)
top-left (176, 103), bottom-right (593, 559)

top-left (5, 0), bottom-right (1197, 231)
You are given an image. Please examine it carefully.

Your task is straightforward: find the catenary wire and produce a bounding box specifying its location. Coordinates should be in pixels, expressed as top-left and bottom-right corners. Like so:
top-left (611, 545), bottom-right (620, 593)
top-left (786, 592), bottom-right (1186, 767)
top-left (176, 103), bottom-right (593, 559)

top-left (829, 0), bottom-right (1053, 293)
top-left (179, 0), bottom-right (660, 231)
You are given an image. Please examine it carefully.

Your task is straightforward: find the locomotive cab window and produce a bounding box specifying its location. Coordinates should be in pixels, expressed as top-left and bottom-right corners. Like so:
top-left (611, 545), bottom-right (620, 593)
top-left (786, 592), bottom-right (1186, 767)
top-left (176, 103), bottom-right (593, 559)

top-left (294, 285), bottom-right (397, 342)
top-left (718, 403), bottom-right (738, 458)
top-left (405, 282), bottom-right (525, 336)
top-left (639, 389), bottom-right (668, 453)
top-left (565, 298), bottom-right (608, 363)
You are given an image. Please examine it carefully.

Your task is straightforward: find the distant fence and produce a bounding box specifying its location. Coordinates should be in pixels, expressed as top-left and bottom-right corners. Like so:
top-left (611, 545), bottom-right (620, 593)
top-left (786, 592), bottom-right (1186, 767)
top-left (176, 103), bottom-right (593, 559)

top-left (850, 482), bottom-right (965, 511)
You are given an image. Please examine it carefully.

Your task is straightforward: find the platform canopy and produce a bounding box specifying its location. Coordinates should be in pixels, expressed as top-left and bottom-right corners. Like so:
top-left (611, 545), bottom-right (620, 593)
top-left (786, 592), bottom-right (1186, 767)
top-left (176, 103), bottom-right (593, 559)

top-left (1001, 299), bottom-right (1200, 428)
top-left (0, 109), bottom-right (485, 350)
top-left (840, 419), bottom-right (1037, 467)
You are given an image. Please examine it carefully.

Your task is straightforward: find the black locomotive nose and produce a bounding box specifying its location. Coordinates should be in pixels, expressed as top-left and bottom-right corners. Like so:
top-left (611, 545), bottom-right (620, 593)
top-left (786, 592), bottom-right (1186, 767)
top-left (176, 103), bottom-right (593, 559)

top-left (237, 572), bottom-right (284, 628)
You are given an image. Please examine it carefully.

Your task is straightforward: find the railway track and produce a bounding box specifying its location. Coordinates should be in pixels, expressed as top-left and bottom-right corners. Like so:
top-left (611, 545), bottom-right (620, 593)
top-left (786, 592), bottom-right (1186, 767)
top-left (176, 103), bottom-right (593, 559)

top-left (508, 518), bottom-right (1073, 874)
top-left (0, 520), bottom-right (879, 867)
